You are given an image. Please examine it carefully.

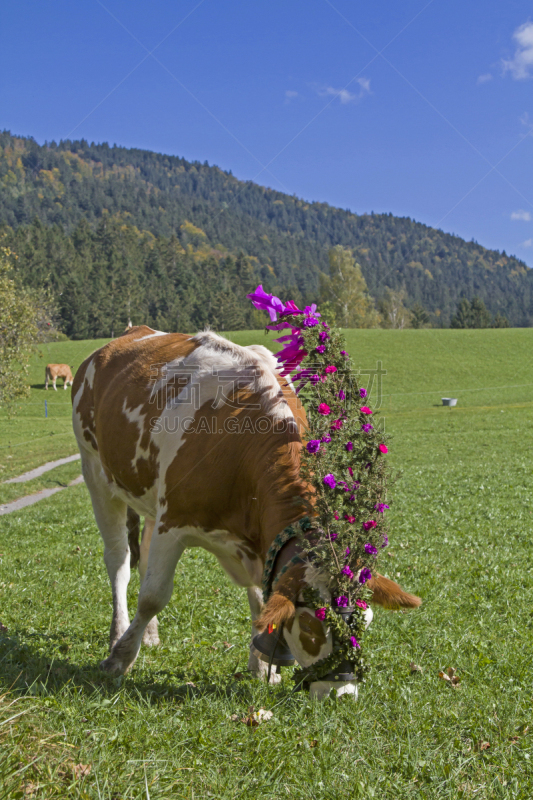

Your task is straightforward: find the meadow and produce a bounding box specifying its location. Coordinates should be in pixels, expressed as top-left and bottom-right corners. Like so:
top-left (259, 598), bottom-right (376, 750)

top-left (0, 328), bottom-right (532, 798)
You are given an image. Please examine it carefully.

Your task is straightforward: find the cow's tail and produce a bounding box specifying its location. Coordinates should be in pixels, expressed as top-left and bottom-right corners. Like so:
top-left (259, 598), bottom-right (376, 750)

top-left (127, 507), bottom-right (141, 569)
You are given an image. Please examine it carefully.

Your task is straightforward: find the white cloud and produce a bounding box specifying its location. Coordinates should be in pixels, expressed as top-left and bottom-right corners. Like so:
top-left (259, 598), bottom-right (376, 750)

top-left (502, 21), bottom-right (533, 79)
top-left (477, 73), bottom-right (493, 84)
top-left (316, 78), bottom-right (371, 104)
top-left (285, 90), bottom-right (298, 99)
top-left (522, 238), bottom-right (533, 247)
top-left (511, 209), bottom-right (532, 221)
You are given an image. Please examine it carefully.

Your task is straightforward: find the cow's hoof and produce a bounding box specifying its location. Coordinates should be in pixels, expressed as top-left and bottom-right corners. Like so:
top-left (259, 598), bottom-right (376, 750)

top-left (99, 657), bottom-right (126, 675)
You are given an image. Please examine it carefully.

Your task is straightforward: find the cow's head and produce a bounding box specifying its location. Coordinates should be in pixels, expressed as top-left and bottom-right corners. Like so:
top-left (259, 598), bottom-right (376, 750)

top-left (255, 562), bottom-right (421, 699)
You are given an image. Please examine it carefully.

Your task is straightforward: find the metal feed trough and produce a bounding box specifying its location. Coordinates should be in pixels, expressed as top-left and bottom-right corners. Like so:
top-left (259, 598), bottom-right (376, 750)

top-left (441, 398), bottom-right (458, 407)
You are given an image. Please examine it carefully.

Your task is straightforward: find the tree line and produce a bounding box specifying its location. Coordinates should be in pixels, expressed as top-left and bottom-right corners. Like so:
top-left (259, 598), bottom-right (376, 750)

top-left (1, 131), bottom-right (532, 327)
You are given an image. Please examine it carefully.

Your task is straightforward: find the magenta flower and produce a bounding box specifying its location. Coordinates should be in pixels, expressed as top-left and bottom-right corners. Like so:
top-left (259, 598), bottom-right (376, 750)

top-left (359, 387), bottom-right (367, 399)
top-left (365, 543), bottom-right (378, 555)
top-left (323, 473), bottom-right (336, 489)
top-left (340, 350), bottom-right (347, 356)
top-left (341, 565), bottom-right (354, 580)
top-left (321, 434), bottom-right (331, 443)
top-left (325, 365), bottom-right (337, 374)
top-left (359, 568), bottom-right (372, 584)
top-left (338, 389), bottom-right (346, 401)
top-left (315, 607), bottom-right (326, 620)
top-left (330, 419), bottom-right (344, 430)
top-left (345, 547), bottom-right (350, 556)
top-left (247, 285), bottom-right (299, 322)
top-left (356, 599), bottom-right (367, 610)
top-left (329, 530), bottom-right (339, 540)
top-left (363, 520), bottom-right (377, 531)
top-left (360, 406), bottom-right (372, 415)
top-left (361, 423), bottom-right (373, 433)
top-left (333, 513), bottom-right (340, 521)
top-left (379, 444), bottom-right (388, 454)
top-left (318, 331), bottom-right (329, 342)
top-left (381, 534), bottom-right (389, 548)
top-left (335, 595), bottom-right (349, 607)
top-left (316, 345), bottom-right (326, 354)
top-left (318, 403), bottom-right (331, 415)
top-left (345, 441), bottom-right (353, 452)
top-left (344, 514), bottom-right (356, 524)
top-left (375, 503), bottom-right (390, 513)
top-left (310, 374), bottom-right (321, 385)
top-left (350, 636), bottom-right (361, 649)
top-left (303, 318), bottom-right (318, 328)
top-left (348, 467), bottom-right (354, 477)
top-left (306, 440), bottom-right (321, 454)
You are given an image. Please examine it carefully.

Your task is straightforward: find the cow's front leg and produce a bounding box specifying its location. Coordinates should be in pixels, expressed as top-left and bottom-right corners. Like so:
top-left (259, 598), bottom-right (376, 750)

top-left (246, 587), bottom-right (281, 684)
top-left (100, 526), bottom-right (184, 675)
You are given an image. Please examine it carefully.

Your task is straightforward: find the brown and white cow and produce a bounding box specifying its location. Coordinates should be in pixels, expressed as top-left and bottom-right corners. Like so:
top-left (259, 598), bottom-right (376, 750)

top-left (45, 364), bottom-right (74, 391)
top-left (72, 326), bottom-right (420, 695)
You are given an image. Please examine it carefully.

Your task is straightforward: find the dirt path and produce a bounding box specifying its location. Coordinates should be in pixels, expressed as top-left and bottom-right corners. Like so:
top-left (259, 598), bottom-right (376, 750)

top-left (0, 475), bottom-right (84, 516)
top-left (3, 454), bottom-right (81, 484)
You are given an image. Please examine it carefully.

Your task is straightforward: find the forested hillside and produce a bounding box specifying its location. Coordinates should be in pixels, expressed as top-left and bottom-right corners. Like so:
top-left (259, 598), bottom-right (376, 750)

top-left (1, 130), bottom-right (532, 334)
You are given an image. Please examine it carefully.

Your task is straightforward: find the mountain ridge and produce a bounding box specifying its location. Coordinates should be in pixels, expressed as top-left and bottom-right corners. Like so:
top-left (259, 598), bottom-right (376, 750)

top-left (1, 130), bottom-right (532, 328)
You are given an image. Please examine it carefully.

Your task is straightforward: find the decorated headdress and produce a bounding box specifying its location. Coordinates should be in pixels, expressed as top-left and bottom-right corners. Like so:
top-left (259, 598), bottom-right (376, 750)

top-left (248, 285), bottom-right (391, 683)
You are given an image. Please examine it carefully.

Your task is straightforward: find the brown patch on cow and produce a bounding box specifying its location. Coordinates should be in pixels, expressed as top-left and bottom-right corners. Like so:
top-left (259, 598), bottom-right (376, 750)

top-left (368, 572), bottom-right (421, 609)
top-left (255, 563), bottom-right (307, 631)
top-left (297, 610), bottom-right (328, 656)
top-left (73, 330), bottom-right (198, 498)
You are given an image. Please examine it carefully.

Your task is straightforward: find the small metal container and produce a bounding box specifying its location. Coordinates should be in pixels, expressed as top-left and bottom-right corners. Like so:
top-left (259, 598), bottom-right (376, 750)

top-left (441, 398), bottom-right (458, 407)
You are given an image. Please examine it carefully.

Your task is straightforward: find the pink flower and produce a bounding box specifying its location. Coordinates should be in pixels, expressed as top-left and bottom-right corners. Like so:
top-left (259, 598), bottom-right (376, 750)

top-left (329, 531), bottom-right (339, 539)
top-left (350, 636), bottom-right (361, 648)
top-left (315, 607), bottom-right (326, 621)
top-left (318, 331), bottom-right (329, 342)
top-left (321, 434), bottom-right (331, 443)
top-left (356, 599), bottom-right (367, 610)
top-left (310, 374), bottom-right (321, 385)
top-left (360, 406), bottom-right (372, 415)
top-left (361, 423), bottom-right (373, 433)
top-left (363, 520), bottom-right (377, 531)
top-left (345, 514), bottom-right (356, 524)
top-left (359, 387), bottom-right (367, 398)
top-left (365, 543), bottom-right (378, 555)
top-left (325, 365), bottom-right (337, 374)
top-left (330, 419), bottom-right (344, 430)
top-left (379, 444), bottom-right (388, 454)
top-left (338, 389), bottom-right (346, 401)
top-left (334, 513), bottom-right (340, 521)
top-left (345, 441), bottom-right (353, 452)
top-left (316, 345), bottom-right (326, 354)
top-left (335, 595), bottom-right (349, 607)
top-left (318, 403), bottom-right (331, 415)
top-left (359, 568), bottom-right (372, 584)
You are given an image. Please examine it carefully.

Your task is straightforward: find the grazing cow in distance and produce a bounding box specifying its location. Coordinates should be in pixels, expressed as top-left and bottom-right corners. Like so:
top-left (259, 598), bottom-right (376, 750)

top-left (45, 364), bottom-right (74, 391)
top-left (72, 326), bottom-right (420, 694)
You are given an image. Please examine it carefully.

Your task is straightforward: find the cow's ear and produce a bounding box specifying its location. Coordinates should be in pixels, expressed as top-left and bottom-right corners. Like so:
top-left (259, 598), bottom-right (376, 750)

top-left (255, 563), bottom-right (306, 632)
top-left (367, 572), bottom-right (421, 610)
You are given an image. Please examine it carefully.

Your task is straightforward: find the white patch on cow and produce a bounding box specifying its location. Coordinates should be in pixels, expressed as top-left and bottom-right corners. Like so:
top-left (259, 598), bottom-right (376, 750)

top-left (135, 329), bottom-right (167, 341)
top-left (309, 680), bottom-right (358, 700)
top-left (84, 358), bottom-right (96, 389)
top-left (121, 399), bottom-right (152, 466)
top-left (153, 330), bottom-right (298, 500)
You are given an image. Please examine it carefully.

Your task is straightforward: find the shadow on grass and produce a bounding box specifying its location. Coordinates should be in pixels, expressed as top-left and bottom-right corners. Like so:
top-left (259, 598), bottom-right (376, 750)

top-left (0, 629), bottom-right (287, 705)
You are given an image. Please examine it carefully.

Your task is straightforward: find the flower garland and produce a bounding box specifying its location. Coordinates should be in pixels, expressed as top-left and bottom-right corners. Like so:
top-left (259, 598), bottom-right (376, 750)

top-left (248, 285), bottom-right (391, 683)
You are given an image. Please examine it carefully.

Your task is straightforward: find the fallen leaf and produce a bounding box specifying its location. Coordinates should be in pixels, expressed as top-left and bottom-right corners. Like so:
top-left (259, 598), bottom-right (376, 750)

top-left (73, 764), bottom-right (92, 779)
top-left (223, 641), bottom-right (232, 648)
top-left (410, 662), bottom-right (422, 673)
top-left (185, 681), bottom-right (196, 688)
top-left (309, 739), bottom-right (318, 748)
top-left (233, 672), bottom-right (245, 681)
top-left (229, 714), bottom-right (240, 721)
top-left (439, 667), bottom-right (460, 687)
top-left (476, 741), bottom-right (490, 752)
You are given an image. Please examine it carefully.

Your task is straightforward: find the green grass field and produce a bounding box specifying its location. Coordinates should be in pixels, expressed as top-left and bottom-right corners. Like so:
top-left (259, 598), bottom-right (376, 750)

top-left (1, 329), bottom-right (532, 798)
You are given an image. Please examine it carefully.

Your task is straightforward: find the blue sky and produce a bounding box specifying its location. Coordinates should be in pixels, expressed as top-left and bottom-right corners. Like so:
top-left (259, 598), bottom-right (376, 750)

top-left (1, 0), bottom-right (533, 265)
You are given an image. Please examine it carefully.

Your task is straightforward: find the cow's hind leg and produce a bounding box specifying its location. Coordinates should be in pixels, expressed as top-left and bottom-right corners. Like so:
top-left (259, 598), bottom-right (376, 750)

top-left (246, 587), bottom-right (280, 684)
top-left (100, 524), bottom-right (184, 675)
top-left (81, 453), bottom-right (131, 649)
top-left (138, 519), bottom-right (160, 646)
